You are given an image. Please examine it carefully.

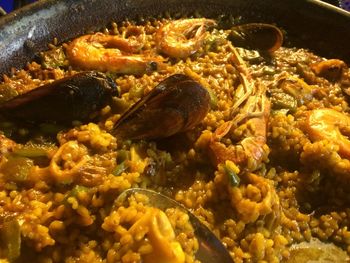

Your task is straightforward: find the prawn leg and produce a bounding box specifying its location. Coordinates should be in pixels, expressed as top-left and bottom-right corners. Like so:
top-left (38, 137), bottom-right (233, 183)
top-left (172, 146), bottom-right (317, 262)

top-left (209, 45), bottom-right (270, 172)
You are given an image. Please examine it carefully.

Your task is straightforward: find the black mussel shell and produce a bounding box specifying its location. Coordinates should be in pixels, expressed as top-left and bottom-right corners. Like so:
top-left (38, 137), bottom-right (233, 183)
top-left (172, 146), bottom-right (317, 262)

top-left (0, 71), bottom-right (118, 123)
top-left (228, 23), bottom-right (283, 52)
top-left (113, 74), bottom-right (210, 140)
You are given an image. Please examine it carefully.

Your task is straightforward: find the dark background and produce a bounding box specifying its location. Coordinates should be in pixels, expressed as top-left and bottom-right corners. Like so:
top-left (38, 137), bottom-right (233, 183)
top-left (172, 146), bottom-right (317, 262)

top-left (0, 0), bottom-right (37, 13)
top-left (0, 0), bottom-right (346, 14)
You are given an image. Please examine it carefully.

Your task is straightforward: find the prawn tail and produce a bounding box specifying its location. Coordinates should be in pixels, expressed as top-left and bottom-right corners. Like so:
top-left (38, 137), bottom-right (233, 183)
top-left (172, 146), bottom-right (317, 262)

top-left (107, 56), bottom-right (165, 75)
top-left (241, 136), bottom-right (269, 171)
top-left (209, 139), bottom-right (247, 167)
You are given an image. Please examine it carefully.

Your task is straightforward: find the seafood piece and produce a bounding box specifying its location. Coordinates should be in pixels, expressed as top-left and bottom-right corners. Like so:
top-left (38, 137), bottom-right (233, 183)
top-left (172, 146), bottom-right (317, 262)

top-left (0, 134), bottom-right (16, 157)
top-left (66, 32), bottom-right (163, 75)
top-left (103, 195), bottom-right (188, 263)
top-left (0, 71), bottom-right (118, 123)
top-left (229, 173), bottom-right (281, 225)
top-left (156, 18), bottom-right (217, 59)
top-left (311, 59), bottom-right (347, 82)
top-left (305, 108), bottom-right (350, 159)
top-left (115, 188), bottom-right (234, 263)
top-left (129, 208), bottom-right (185, 263)
top-left (228, 23), bottom-right (283, 52)
top-left (48, 141), bottom-right (112, 186)
top-left (209, 46), bottom-right (270, 171)
top-left (113, 74), bottom-right (210, 140)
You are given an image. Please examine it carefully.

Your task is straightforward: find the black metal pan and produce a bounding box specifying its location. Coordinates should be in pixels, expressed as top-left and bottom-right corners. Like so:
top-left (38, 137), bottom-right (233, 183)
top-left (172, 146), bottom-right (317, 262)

top-left (0, 0), bottom-right (349, 78)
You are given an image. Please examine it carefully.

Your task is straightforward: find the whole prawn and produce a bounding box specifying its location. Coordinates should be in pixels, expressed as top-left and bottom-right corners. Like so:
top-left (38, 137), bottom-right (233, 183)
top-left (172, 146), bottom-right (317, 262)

top-left (66, 29), bottom-right (163, 75)
top-left (156, 18), bottom-right (216, 59)
top-left (209, 46), bottom-right (270, 172)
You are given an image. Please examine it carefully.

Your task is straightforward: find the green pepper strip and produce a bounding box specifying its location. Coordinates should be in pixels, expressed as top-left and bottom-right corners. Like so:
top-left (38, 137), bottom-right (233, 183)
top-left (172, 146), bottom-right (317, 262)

top-left (224, 165), bottom-right (240, 187)
top-left (112, 162), bottom-right (128, 176)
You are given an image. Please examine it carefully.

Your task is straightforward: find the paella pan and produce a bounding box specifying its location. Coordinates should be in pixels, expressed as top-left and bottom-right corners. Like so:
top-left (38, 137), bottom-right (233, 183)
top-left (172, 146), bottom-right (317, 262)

top-left (0, 0), bottom-right (350, 262)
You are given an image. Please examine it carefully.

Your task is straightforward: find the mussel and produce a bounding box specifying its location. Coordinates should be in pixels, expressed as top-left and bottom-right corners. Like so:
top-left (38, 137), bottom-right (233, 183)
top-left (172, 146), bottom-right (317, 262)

top-left (113, 74), bottom-right (210, 140)
top-left (228, 23), bottom-right (283, 52)
top-left (0, 71), bottom-right (118, 123)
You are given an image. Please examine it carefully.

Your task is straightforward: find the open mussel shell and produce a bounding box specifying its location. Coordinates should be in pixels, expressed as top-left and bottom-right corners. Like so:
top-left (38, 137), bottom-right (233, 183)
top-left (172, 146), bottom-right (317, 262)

top-left (228, 23), bottom-right (283, 52)
top-left (113, 74), bottom-right (210, 140)
top-left (0, 71), bottom-right (118, 123)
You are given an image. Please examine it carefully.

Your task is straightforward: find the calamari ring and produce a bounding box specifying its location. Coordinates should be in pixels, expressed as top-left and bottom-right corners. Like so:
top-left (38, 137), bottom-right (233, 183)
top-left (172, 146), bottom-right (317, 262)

top-left (49, 141), bottom-right (90, 183)
top-left (230, 173), bottom-right (280, 225)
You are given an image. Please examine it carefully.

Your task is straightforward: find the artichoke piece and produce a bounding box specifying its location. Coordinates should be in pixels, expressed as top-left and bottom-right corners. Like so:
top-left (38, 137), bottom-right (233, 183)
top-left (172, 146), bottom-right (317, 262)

top-left (0, 218), bottom-right (21, 261)
top-left (13, 143), bottom-right (55, 158)
top-left (41, 46), bottom-right (67, 69)
top-left (0, 84), bottom-right (18, 104)
top-left (0, 156), bottom-right (34, 183)
top-left (286, 238), bottom-right (349, 263)
top-left (275, 73), bottom-right (314, 106)
top-left (270, 91), bottom-right (297, 112)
